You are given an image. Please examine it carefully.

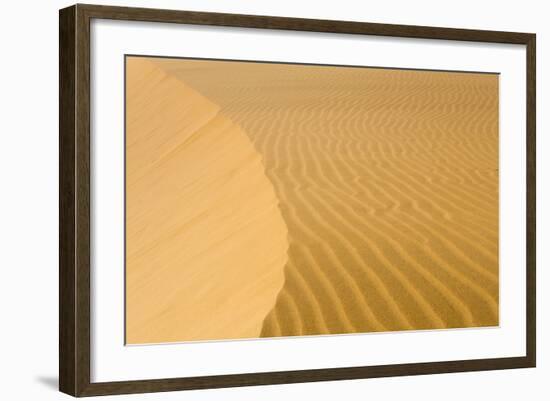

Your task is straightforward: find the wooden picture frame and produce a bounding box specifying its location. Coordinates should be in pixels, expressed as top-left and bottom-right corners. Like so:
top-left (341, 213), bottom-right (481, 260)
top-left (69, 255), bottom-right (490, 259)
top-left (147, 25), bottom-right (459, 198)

top-left (59, 3), bottom-right (536, 397)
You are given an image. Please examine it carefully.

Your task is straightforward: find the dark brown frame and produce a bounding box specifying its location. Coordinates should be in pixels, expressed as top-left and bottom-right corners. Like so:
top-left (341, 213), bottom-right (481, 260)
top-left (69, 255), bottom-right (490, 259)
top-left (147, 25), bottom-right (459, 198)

top-left (59, 3), bottom-right (536, 397)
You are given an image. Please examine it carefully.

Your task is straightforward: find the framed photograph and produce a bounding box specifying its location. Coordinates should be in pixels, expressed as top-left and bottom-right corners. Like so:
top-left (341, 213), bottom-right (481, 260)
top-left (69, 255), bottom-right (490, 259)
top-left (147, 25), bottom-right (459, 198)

top-left (59, 4), bottom-right (536, 397)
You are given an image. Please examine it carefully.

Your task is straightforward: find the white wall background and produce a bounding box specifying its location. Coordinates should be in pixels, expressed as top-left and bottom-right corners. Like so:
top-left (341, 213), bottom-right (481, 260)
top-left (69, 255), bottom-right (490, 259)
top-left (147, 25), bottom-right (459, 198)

top-left (0, 0), bottom-right (546, 399)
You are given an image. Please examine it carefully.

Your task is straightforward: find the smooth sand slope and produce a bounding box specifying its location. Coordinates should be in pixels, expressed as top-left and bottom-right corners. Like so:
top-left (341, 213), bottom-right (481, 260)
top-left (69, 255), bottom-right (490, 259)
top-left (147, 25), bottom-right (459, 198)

top-left (125, 58), bottom-right (289, 344)
top-left (127, 56), bottom-right (499, 342)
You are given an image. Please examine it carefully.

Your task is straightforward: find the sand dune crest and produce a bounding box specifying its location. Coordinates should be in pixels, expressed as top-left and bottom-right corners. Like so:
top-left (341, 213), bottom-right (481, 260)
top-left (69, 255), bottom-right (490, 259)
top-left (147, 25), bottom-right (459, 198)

top-left (125, 57), bottom-right (289, 344)
top-left (148, 59), bottom-right (499, 337)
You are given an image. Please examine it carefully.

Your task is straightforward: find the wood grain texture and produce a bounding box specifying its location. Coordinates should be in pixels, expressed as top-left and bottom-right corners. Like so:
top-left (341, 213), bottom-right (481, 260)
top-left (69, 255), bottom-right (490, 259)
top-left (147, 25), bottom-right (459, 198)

top-left (59, 4), bottom-right (92, 396)
top-left (59, 5), bottom-right (76, 395)
top-left (78, 3), bottom-right (533, 44)
top-left (59, 3), bottom-right (536, 397)
top-left (525, 35), bottom-right (536, 366)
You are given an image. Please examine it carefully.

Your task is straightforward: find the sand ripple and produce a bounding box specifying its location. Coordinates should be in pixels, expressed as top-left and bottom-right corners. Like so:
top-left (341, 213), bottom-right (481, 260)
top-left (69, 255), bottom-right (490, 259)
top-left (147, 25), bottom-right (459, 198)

top-left (145, 59), bottom-right (499, 338)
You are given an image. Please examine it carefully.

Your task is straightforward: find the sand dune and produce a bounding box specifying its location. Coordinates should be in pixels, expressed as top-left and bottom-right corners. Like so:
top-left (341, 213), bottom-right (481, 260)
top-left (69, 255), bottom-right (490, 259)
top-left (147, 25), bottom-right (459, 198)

top-left (125, 58), bottom-right (289, 344)
top-left (127, 56), bottom-right (499, 341)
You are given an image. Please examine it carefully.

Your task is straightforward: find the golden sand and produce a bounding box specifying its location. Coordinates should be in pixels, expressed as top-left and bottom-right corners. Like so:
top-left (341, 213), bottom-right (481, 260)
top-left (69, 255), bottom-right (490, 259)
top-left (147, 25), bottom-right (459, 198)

top-left (126, 57), bottom-right (499, 343)
top-left (125, 58), bottom-right (288, 344)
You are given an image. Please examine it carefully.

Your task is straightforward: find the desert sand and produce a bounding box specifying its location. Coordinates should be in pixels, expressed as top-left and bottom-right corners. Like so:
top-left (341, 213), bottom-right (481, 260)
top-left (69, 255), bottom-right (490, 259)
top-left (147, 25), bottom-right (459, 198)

top-left (126, 56), bottom-right (499, 343)
top-left (125, 58), bottom-right (288, 344)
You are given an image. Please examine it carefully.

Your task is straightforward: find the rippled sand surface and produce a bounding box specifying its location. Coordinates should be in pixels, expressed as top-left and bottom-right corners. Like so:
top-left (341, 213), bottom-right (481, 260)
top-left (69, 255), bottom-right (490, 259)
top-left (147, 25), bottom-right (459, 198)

top-left (126, 57), bottom-right (499, 343)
